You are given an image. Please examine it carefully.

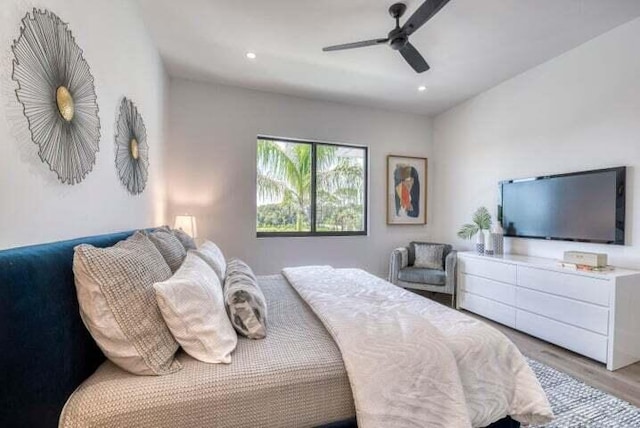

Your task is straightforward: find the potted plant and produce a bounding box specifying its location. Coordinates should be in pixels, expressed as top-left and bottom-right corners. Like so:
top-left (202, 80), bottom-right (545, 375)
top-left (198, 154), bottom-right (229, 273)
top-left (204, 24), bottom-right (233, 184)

top-left (457, 207), bottom-right (492, 254)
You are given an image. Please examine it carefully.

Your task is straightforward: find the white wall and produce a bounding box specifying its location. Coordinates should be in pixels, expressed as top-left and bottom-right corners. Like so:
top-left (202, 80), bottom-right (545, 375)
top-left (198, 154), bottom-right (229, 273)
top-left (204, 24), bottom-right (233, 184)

top-left (167, 79), bottom-right (433, 275)
top-left (431, 17), bottom-right (640, 269)
top-left (0, 0), bottom-right (167, 249)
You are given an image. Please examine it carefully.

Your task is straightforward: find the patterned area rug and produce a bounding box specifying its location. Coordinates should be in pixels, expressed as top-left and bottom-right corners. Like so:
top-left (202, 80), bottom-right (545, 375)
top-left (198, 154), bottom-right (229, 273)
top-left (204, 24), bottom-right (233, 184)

top-left (527, 358), bottom-right (640, 427)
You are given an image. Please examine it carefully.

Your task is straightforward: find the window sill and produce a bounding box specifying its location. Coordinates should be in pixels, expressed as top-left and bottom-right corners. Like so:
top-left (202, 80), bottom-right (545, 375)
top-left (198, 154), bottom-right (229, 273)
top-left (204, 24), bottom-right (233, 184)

top-left (257, 231), bottom-right (367, 238)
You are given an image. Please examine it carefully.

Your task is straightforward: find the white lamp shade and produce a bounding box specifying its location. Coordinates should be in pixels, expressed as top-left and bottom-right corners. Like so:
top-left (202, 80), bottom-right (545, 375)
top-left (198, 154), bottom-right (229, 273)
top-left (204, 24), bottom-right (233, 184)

top-left (174, 215), bottom-right (198, 238)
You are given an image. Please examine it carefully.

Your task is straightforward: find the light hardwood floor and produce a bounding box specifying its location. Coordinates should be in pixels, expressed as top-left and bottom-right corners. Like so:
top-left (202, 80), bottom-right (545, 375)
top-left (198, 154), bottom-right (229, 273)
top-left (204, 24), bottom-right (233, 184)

top-left (416, 290), bottom-right (640, 407)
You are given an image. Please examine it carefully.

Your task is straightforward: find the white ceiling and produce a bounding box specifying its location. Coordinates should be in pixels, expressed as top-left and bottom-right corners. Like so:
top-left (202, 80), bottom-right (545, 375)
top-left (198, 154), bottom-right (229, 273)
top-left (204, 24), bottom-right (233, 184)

top-left (136, 0), bottom-right (640, 116)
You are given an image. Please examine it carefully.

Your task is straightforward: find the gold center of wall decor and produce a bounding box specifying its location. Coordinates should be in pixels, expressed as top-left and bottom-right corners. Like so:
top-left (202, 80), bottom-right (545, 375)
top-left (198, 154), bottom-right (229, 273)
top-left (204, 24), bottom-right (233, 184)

top-left (130, 138), bottom-right (139, 160)
top-left (56, 86), bottom-right (75, 122)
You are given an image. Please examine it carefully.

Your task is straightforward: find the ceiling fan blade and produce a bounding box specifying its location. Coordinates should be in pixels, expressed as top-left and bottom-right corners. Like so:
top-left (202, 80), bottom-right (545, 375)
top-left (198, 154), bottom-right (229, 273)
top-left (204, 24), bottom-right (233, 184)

top-left (399, 42), bottom-right (430, 73)
top-left (323, 38), bottom-right (388, 52)
top-left (401, 0), bottom-right (451, 36)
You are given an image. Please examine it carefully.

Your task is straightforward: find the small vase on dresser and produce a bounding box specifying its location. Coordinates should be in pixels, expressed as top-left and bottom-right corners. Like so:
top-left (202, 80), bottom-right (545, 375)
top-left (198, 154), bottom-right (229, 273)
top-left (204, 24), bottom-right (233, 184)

top-left (484, 230), bottom-right (494, 255)
top-left (492, 225), bottom-right (504, 255)
top-left (475, 231), bottom-right (485, 255)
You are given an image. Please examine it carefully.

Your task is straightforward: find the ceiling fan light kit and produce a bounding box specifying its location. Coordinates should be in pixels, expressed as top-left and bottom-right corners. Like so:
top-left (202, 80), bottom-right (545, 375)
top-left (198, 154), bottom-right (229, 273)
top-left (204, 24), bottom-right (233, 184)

top-left (322, 0), bottom-right (451, 74)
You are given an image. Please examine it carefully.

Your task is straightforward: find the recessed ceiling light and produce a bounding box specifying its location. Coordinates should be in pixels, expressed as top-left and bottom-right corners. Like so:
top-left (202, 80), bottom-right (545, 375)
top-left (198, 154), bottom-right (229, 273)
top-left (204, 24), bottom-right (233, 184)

top-left (418, 85), bottom-right (427, 92)
top-left (246, 52), bottom-right (257, 60)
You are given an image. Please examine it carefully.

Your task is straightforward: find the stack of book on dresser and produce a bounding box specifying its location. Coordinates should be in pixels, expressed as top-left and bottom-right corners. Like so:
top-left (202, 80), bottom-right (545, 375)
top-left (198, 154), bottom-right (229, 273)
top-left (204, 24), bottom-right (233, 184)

top-left (557, 251), bottom-right (613, 272)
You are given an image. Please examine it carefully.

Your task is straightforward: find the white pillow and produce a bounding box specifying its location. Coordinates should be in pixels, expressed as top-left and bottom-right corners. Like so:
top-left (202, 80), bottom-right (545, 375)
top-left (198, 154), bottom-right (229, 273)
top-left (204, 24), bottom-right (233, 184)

top-left (192, 240), bottom-right (226, 282)
top-left (153, 252), bottom-right (237, 364)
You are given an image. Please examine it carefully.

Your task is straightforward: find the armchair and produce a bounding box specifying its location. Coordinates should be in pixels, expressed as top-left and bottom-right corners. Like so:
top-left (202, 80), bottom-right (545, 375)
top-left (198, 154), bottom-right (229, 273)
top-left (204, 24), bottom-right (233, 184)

top-left (388, 242), bottom-right (457, 307)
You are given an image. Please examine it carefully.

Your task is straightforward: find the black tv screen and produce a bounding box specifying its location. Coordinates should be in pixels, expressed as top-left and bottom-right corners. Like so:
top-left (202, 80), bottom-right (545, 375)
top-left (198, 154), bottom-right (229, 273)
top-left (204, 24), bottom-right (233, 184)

top-left (499, 167), bottom-right (626, 245)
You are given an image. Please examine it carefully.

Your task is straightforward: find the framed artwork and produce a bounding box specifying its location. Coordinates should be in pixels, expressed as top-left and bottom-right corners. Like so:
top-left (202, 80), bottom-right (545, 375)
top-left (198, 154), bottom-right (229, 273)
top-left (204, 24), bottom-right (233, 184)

top-left (387, 155), bottom-right (427, 225)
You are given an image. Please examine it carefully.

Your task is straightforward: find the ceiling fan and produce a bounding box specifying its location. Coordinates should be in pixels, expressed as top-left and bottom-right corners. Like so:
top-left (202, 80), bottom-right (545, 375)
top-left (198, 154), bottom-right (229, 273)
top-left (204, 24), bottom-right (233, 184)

top-left (322, 0), bottom-right (451, 73)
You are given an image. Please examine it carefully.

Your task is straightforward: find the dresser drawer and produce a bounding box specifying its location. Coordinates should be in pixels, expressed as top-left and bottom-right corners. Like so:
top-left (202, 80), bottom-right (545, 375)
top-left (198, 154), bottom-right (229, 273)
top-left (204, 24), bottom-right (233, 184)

top-left (516, 310), bottom-right (608, 363)
top-left (459, 274), bottom-right (516, 306)
top-left (517, 288), bottom-right (609, 335)
top-left (459, 257), bottom-right (517, 284)
top-left (517, 266), bottom-right (610, 306)
top-left (459, 292), bottom-right (516, 328)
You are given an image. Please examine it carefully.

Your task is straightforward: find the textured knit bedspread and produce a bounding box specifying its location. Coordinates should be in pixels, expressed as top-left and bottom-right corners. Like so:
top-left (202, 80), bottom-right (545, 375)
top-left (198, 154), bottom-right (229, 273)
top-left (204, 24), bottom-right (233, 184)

top-left (282, 266), bottom-right (554, 428)
top-left (59, 275), bottom-right (354, 428)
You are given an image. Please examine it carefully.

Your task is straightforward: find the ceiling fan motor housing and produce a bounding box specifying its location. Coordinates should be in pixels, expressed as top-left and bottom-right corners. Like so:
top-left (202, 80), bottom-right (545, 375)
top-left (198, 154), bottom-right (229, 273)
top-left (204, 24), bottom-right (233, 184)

top-left (388, 28), bottom-right (408, 51)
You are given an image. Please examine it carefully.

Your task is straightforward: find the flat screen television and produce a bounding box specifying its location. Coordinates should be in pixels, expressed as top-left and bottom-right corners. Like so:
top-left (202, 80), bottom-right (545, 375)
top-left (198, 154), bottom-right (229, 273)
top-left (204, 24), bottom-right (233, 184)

top-left (499, 167), bottom-right (626, 245)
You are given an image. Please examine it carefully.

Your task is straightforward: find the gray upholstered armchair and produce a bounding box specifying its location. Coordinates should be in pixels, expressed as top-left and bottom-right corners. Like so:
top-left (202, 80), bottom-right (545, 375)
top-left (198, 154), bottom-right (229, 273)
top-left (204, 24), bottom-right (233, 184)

top-left (388, 242), bottom-right (457, 307)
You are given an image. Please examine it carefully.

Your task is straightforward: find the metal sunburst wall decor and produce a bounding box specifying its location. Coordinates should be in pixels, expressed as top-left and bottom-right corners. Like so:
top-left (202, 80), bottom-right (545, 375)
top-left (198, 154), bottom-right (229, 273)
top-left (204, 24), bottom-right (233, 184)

top-left (11, 9), bottom-right (101, 185)
top-left (115, 98), bottom-right (149, 195)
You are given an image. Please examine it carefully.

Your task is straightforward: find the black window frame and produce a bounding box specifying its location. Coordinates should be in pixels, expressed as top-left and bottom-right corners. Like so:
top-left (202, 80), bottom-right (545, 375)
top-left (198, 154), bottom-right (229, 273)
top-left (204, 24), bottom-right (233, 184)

top-left (256, 136), bottom-right (368, 238)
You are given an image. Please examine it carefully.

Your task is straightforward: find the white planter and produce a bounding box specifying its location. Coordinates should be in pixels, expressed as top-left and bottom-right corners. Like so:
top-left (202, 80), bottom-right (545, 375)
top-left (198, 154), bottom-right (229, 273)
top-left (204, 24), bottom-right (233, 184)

top-left (475, 231), bottom-right (485, 255)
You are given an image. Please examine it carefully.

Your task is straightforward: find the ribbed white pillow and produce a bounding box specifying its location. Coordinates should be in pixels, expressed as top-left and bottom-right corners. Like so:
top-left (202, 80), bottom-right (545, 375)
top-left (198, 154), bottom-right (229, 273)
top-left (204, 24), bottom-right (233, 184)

top-left (153, 252), bottom-right (237, 364)
top-left (192, 240), bottom-right (227, 282)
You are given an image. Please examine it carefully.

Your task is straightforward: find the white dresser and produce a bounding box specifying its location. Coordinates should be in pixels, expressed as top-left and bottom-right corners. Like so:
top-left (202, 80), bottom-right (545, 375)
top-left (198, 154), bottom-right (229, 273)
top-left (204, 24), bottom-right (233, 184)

top-left (457, 252), bottom-right (640, 370)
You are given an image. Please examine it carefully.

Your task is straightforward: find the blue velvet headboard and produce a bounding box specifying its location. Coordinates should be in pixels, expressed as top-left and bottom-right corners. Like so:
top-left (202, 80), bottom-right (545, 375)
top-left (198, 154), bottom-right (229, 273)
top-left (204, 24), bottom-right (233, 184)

top-left (0, 231), bottom-right (137, 427)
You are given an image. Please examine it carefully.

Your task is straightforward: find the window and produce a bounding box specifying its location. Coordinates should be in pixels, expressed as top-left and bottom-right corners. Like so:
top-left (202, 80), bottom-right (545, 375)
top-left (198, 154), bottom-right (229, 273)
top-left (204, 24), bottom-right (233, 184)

top-left (256, 136), bottom-right (367, 237)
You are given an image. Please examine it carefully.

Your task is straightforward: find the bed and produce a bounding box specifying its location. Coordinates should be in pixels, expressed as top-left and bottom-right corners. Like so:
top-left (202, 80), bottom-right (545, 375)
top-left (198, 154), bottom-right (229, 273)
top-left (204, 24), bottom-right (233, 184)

top-left (0, 231), bottom-right (548, 427)
top-left (60, 274), bottom-right (355, 427)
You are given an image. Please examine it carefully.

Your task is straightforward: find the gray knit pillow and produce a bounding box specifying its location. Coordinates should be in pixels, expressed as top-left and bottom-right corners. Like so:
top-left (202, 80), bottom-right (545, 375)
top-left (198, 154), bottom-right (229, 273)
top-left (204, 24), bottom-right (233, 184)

top-left (146, 229), bottom-right (187, 273)
top-left (171, 228), bottom-right (197, 250)
top-left (73, 232), bottom-right (181, 375)
top-left (223, 259), bottom-right (267, 340)
top-left (413, 243), bottom-right (445, 270)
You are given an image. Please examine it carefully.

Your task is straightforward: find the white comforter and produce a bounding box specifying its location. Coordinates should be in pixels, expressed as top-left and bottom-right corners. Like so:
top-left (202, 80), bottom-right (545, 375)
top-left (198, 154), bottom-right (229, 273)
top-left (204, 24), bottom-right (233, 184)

top-left (282, 266), bottom-right (553, 428)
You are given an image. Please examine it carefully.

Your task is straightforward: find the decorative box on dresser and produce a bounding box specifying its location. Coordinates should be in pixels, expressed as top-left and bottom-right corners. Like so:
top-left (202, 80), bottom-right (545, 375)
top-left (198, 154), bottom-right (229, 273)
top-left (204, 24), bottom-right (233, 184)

top-left (457, 252), bottom-right (640, 371)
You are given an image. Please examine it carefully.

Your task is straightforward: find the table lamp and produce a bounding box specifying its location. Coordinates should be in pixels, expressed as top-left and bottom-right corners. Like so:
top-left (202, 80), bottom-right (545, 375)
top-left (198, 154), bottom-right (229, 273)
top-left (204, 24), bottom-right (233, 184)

top-left (174, 215), bottom-right (198, 238)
